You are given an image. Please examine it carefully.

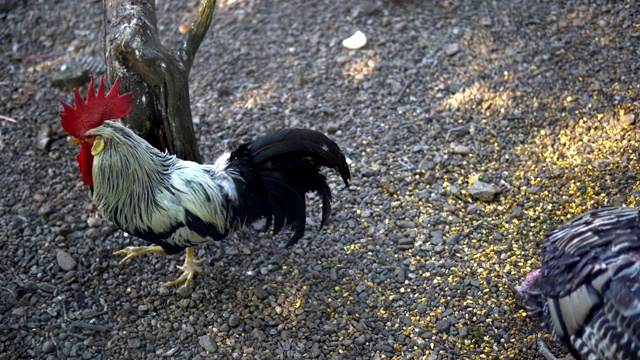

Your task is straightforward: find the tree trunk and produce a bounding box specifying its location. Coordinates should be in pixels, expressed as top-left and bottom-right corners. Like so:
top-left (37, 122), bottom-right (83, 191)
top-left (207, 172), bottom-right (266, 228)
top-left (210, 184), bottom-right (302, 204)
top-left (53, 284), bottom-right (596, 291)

top-left (102, 0), bottom-right (216, 162)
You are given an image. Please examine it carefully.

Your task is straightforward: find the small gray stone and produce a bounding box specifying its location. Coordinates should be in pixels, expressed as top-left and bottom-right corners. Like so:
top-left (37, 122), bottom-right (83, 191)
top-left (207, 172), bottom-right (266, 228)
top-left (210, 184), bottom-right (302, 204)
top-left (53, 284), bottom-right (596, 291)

top-left (127, 338), bottom-right (141, 349)
top-left (435, 318), bottom-right (451, 333)
top-left (446, 233), bottom-right (461, 245)
top-left (509, 206), bottom-right (524, 219)
top-left (176, 285), bottom-right (192, 298)
top-left (38, 204), bottom-right (53, 217)
top-left (418, 157), bottom-right (436, 171)
top-left (469, 180), bottom-right (500, 202)
top-left (526, 185), bottom-right (542, 195)
top-left (42, 340), bottom-right (55, 354)
top-left (177, 299), bottom-right (190, 308)
top-left (56, 249), bottom-right (77, 271)
top-left (417, 303), bottom-right (428, 314)
top-left (430, 231), bottom-right (444, 245)
top-left (326, 123), bottom-right (339, 134)
top-left (228, 314), bottom-right (241, 327)
top-left (162, 347), bottom-right (179, 357)
top-left (444, 43), bottom-right (460, 56)
top-left (86, 217), bottom-right (101, 228)
top-left (198, 334), bottom-right (217, 352)
top-left (450, 144), bottom-right (471, 155)
top-left (251, 328), bottom-right (266, 341)
top-left (330, 267), bottom-right (338, 281)
top-left (323, 325), bottom-right (337, 334)
top-left (254, 286), bottom-right (269, 300)
top-left (157, 287), bottom-right (170, 296)
top-left (84, 228), bottom-right (100, 239)
top-left (397, 237), bottom-right (414, 250)
top-left (63, 271), bottom-right (77, 283)
top-left (610, 195), bottom-right (625, 207)
top-left (37, 283), bottom-right (56, 293)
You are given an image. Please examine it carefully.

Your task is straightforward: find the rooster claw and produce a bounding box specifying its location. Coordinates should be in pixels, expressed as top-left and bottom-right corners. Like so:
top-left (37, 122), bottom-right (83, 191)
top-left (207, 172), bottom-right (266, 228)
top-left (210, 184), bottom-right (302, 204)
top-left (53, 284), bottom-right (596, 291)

top-left (163, 248), bottom-right (203, 288)
top-left (113, 245), bottom-right (203, 287)
top-left (113, 245), bottom-right (165, 266)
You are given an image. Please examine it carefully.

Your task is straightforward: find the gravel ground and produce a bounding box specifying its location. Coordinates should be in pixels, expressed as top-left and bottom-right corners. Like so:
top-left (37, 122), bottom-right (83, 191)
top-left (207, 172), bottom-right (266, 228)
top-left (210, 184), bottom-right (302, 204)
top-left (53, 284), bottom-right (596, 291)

top-left (1, 0), bottom-right (639, 359)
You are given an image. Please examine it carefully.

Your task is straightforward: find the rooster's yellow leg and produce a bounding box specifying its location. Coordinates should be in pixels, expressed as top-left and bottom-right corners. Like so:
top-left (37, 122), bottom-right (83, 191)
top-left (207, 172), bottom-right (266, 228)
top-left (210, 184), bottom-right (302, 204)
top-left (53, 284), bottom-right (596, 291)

top-left (163, 247), bottom-right (203, 288)
top-left (113, 245), bottom-right (165, 265)
top-left (113, 246), bottom-right (203, 287)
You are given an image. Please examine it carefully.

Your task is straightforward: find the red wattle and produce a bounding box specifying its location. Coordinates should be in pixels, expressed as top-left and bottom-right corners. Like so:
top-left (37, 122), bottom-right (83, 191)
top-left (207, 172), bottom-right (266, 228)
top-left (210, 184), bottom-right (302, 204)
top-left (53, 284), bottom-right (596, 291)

top-left (77, 142), bottom-right (94, 186)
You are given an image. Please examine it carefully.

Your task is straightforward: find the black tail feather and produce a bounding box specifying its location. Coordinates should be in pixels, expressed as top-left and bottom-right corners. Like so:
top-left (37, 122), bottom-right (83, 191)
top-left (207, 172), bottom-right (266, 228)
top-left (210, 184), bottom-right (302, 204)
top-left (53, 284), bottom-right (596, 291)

top-left (228, 129), bottom-right (350, 247)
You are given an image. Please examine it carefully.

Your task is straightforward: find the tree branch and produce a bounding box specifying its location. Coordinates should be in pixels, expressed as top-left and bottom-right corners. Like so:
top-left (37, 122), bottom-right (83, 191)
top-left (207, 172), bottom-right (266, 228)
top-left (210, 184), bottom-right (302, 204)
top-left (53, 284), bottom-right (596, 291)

top-left (180, 0), bottom-right (216, 73)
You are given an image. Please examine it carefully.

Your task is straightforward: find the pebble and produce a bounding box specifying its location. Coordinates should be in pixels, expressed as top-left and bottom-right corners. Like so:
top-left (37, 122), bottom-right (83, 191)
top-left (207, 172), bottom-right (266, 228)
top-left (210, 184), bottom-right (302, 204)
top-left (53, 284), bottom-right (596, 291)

top-left (63, 271), bottom-right (77, 283)
top-left (176, 285), bottom-right (192, 298)
top-left (228, 314), bottom-right (242, 327)
top-left (446, 233), bottom-right (461, 245)
top-left (620, 113), bottom-right (635, 125)
top-left (610, 195), bottom-right (625, 207)
top-left (38, 204), bottom-right (54, 217)
top-left (56, 249), bottom-right (77, 271)
top-left (84, 228), bottom-right (100, 239)
top-left (430, 231), bottom-right (444, 245)
top-left (37, 283), bottom-right (57, 293)
top-left (509, 206), bottom-right (525, 219)
top-left (198, 334), bottom-right (217, 352)
top-left (323, 325), bottom-right (337, 334)
top-left (444, 43), bottom-right (460, 56)
top-left (254, 286), bottom-right (270, 300)
top-left (330, 267), bottom-right (338, 281)
top-left (417, 303), bottom-right (428, 314)
top-left (251, 328), bottom-right (266, 341)
top-left (326, 123), bottom-right (339, 134)
top-left (127, 338), bottom-right (141, 349)
top-left (335, 55), bottom-right (350, 65)
top-left (418, 157), bottom-right (436, 171)
top-left (468, 180), bottom-right (500, 202)
top-left (397, 237), bottom-right (414, 250)
top-left (42, 340), bottom-right (55, 354)
top-left (450, 144), bottom-right (471, 155)
top-left (177, 299), bottom-right (190, 308)
top-left (526, 185), bottom-right (542, 195)
top-left (86, 217), bottom-right (101, 228)
top-left (157, 287), bottom-right (170, 296)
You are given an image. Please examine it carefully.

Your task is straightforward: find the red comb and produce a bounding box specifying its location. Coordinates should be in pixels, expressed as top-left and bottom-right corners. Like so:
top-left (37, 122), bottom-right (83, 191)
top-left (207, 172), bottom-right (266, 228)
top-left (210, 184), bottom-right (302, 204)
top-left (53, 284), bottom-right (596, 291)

top-left (59, 76), bottom-right (133, 138)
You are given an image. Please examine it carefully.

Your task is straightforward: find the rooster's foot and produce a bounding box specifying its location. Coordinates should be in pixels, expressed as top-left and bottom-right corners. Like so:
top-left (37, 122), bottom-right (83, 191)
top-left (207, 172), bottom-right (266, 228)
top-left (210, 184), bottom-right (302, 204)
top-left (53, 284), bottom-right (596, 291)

top-left (163, 247), bottom-right (203, 288)
top-left (113, 245), bottom-right (165, 265)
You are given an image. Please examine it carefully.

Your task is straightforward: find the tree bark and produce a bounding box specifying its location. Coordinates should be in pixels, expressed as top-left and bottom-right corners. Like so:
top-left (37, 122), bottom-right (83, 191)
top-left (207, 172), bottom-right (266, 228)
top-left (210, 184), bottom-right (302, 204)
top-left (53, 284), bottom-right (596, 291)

top-left (102, 0), bottom-right (216, 162)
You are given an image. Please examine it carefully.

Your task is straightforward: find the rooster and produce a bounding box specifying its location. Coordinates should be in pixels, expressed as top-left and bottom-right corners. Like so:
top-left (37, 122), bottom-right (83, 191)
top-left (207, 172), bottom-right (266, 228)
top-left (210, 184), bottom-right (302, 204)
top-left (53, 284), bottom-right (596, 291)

top-left (59, 76), bottom-right (351, 287)
top-left (516, 206), bottom-right (640, 360)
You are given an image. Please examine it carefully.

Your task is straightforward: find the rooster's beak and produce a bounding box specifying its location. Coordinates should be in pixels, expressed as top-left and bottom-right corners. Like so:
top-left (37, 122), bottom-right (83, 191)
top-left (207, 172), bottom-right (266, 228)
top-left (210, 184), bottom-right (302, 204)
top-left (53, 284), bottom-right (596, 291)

top-left (70, 137), bottom-right (81, 145)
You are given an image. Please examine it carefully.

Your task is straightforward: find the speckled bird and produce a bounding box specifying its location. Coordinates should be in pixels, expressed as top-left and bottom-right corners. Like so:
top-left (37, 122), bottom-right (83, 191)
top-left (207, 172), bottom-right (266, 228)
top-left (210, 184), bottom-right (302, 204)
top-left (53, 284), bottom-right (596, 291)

top-left (59, 76), bottom-right (351, 287)
top-left (516, 206), bottom-right (640, 360)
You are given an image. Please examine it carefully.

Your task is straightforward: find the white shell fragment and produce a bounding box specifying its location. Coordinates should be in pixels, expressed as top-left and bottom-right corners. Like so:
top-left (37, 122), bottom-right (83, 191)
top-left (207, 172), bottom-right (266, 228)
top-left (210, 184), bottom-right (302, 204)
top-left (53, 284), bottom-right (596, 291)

top-left (342, 30), bottom-right (367, 50)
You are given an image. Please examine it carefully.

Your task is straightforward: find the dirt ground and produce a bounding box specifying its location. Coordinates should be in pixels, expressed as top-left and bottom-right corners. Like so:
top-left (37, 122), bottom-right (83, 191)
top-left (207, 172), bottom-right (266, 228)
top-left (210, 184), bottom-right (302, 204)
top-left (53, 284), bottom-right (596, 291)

top-left (1, 0), bottom-right (639, 359)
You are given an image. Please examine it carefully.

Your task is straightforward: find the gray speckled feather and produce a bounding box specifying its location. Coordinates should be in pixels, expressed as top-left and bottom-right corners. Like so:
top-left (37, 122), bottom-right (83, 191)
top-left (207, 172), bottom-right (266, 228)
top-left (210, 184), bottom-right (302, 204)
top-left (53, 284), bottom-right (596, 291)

top-left (526, 206), bottom-right (640, 360)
